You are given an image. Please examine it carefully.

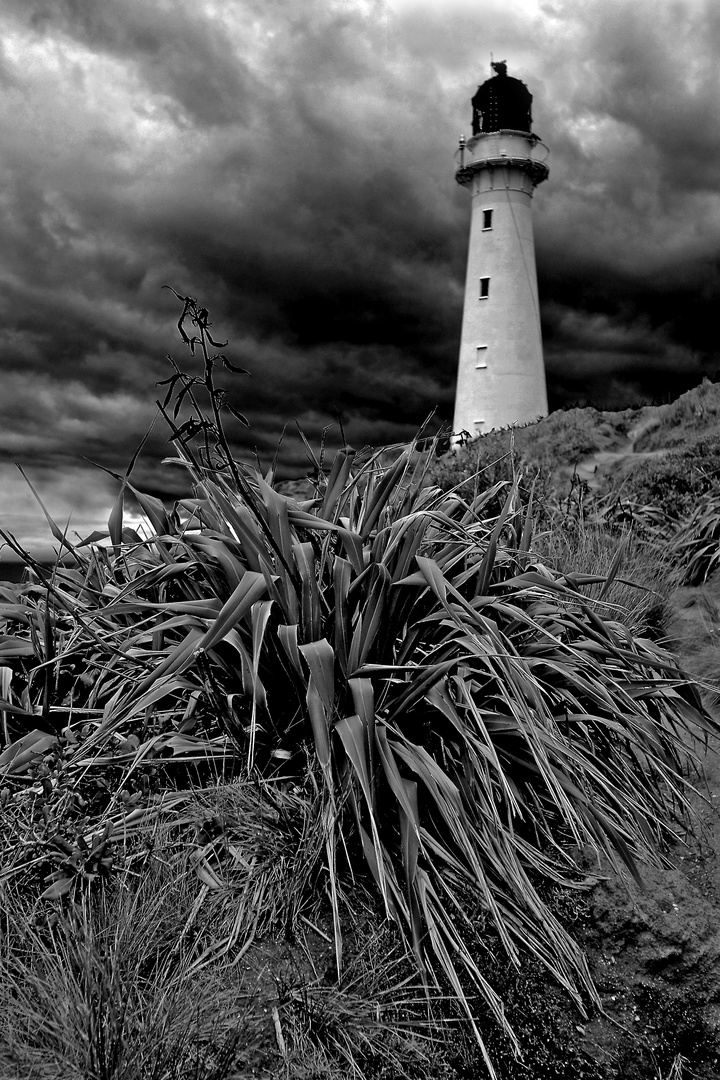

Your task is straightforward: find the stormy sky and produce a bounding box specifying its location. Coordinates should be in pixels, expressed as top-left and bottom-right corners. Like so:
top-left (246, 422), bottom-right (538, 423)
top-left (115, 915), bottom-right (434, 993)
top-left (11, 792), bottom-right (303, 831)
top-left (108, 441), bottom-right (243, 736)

top-left (1, 0), bottom-right (720, 557)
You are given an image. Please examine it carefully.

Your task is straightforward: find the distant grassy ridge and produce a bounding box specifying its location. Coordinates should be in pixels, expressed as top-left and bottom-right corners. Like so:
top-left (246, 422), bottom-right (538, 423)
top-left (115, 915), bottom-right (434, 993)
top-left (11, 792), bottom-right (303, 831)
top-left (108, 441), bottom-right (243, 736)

top-left (430, 378), bottom-right (720, 517)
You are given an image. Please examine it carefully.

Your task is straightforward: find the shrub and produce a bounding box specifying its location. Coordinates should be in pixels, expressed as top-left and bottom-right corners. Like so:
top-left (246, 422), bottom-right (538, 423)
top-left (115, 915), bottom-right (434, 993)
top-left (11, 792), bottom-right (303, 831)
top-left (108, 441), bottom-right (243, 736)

top-left (429, 407), bottom-right (619, 508)
top-left (606, 435), bottom-right (720, 520)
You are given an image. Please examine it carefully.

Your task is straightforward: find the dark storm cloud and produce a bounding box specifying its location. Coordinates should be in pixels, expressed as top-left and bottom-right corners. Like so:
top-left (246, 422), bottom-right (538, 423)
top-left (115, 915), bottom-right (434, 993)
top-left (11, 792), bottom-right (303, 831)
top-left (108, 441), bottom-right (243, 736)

top-left (1, 0), bottom-right (720, 553)
top-left (565, 0), bottom-right (720, 197)
top-left (0, 0), bottom-right (464, 483)
top-left (18, 0), bottom-right (260, 127)
top-left (512, 0), bottom-right (720, 406)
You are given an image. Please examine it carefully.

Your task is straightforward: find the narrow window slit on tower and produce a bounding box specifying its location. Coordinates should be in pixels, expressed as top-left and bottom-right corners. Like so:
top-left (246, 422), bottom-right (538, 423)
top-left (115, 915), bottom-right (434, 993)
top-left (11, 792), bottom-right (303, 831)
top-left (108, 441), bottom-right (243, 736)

top-left (482, 209), bottom-right (493, 230)
top-left (479, 277), bottom-right (490, 299)
top-left (475, 346), bottom-right (488, 368)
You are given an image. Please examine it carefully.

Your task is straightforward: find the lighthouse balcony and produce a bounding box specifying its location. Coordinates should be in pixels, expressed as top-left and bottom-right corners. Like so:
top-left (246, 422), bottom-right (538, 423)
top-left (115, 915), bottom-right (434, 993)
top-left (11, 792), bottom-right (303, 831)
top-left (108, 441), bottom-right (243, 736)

top-left (456, 129), bottom-right (549, 188)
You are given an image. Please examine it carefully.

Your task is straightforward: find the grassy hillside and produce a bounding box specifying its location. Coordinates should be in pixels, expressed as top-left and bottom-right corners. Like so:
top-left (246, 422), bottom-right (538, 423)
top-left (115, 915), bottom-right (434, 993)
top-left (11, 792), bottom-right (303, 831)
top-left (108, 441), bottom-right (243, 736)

top-left (2, 305), bottom-right (720, 1079)
top-left (431, 379), bottom-right (720, 508)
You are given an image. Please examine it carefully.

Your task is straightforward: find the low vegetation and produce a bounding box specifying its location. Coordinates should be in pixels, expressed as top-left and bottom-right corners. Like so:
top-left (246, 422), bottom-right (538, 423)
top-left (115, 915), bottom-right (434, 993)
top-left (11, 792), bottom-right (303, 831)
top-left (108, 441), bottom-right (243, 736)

top-left (2, 299), bottom-right (720, 1078)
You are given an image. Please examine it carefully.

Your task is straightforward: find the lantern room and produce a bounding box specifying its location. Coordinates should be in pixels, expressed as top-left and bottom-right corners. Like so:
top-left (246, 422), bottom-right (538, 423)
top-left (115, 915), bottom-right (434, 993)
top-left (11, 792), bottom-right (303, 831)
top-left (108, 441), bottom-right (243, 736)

top-left (471, 60), bottom-right (533, 135)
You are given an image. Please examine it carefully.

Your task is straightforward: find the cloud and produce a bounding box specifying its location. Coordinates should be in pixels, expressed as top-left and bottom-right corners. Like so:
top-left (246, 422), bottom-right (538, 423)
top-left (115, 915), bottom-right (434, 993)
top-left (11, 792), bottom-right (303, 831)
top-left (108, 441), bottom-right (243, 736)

top-left (0, 462), bottom-right (118, 567)
top-left (0, 0), bottom-right (719, 544)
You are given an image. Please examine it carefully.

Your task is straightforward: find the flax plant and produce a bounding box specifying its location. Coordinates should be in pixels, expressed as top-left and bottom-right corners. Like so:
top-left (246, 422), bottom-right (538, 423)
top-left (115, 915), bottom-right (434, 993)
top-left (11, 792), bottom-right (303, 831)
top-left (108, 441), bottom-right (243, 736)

top-left (669, 490), bottom-right (720, 586)
top-left (0, 295), bottom-right (716, 1077)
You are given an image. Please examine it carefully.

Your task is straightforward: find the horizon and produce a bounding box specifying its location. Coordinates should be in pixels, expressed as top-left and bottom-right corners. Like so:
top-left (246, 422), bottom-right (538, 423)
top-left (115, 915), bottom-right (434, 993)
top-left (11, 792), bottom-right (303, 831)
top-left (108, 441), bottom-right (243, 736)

top-left (2, 374), bottom-right (714, 575)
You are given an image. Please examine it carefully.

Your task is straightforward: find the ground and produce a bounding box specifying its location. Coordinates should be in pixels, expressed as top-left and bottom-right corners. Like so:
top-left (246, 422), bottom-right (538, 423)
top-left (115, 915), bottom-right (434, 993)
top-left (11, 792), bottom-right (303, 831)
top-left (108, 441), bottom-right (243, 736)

top-left (505, 409), bottom-right (720, 1080)
top-left (557, 575), bottom-right (720, 1079)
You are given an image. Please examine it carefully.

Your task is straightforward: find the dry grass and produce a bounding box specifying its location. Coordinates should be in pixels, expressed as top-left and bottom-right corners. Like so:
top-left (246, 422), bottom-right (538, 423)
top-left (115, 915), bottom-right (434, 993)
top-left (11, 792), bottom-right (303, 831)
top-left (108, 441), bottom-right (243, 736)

top-left (0, 864), bottom-right (262, 1080)
top-left (533, 522), bottom-right (674, 638)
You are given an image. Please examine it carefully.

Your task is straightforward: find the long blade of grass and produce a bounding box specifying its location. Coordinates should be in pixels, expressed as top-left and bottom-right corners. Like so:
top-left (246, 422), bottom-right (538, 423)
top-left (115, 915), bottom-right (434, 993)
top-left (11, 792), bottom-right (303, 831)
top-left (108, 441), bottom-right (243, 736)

top-left (248, 599), bottom-right (274, 770)
top-left (299, 639), bottom-right (335, 770)
top-left (346, 564), bottom-right (390, 673)
top-left (195, 571), bottom-right (268, 653)
top-left (294, 542), bottom-right (321, 642)
top-left (335, 712), bottom-right (389, 910)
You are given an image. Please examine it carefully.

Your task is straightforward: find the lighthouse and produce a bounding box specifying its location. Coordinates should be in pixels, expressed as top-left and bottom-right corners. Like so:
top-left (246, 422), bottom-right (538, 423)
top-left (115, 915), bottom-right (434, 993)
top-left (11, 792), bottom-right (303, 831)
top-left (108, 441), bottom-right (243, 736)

top-left (453, 61), bottom-right (549, 441)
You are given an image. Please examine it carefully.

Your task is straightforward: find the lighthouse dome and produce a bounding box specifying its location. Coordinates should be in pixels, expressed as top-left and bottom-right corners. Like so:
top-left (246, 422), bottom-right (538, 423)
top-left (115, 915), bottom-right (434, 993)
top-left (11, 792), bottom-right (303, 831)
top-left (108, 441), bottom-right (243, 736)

top-left (471, 62), bottom-right (533, 135)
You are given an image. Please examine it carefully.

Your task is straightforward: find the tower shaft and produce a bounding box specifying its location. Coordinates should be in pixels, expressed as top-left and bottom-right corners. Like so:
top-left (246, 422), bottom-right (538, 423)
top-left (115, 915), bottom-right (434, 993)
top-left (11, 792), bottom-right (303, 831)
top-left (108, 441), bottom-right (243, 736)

top-left (453, 129), bottom-right (549, 439)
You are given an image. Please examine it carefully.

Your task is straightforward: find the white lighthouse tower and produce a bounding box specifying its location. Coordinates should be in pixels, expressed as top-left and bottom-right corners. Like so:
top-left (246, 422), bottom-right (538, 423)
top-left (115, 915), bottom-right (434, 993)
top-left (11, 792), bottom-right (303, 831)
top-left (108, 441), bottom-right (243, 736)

top-left (453, 62), bottom-right (549, 440)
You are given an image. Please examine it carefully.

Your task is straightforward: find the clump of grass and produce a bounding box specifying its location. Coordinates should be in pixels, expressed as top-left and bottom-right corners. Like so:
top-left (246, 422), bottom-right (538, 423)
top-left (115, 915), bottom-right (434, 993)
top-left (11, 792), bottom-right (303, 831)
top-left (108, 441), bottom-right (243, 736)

top-left (277, 911), bottom-right (440, 1079)
top-left (0, 867), bottom-right (264, 1080)
top-left (531, 490), bottom-right (676, 638)
top-left (0, 294), bottom-right (717, 1078)
top-left (667, 491), bottom-right (720, 587)
top-left (534, 526), bottom-right (670, 637)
